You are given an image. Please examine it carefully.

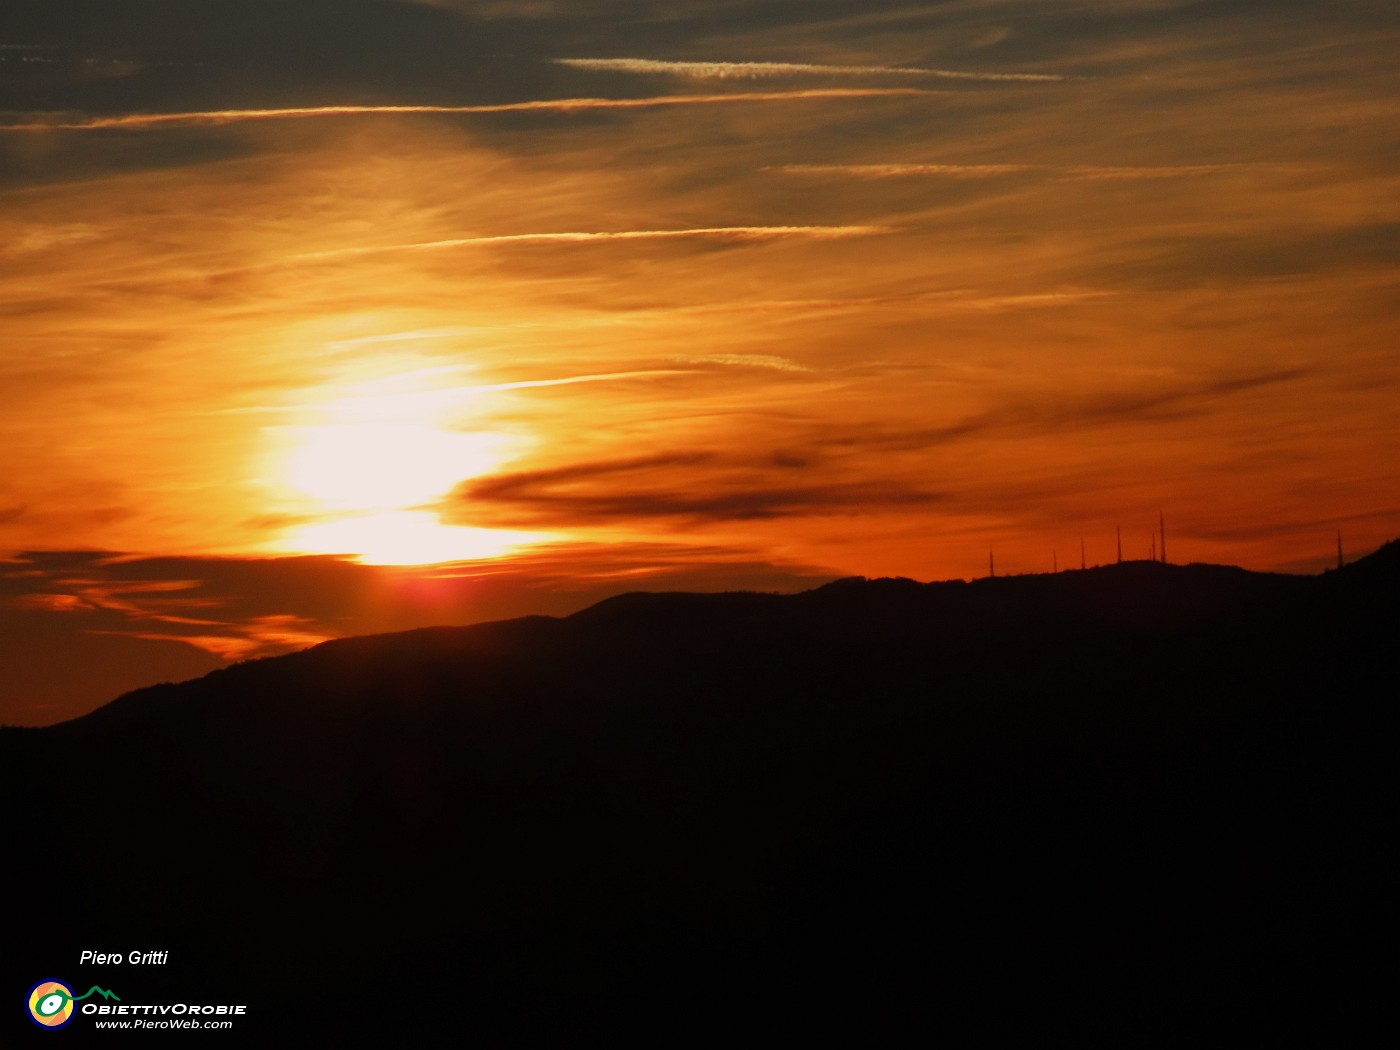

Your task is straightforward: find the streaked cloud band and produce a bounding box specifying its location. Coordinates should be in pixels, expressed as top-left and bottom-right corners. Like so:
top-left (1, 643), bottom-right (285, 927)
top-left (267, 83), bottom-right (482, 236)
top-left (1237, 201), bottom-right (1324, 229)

top-left (289, 225), bottom-right (891, 264)
top-left (0, 90), bottom-right (930, 132)
top-left (774, 163), bottom-right (1247, 180)
top-left (557, 58), bottom-right (1066, 83)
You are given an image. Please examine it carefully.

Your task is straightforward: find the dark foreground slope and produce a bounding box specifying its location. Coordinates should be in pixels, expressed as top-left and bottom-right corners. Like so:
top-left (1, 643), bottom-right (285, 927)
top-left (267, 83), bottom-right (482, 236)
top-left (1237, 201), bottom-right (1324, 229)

top-left (5, 547), bottom-right (1394, 1045)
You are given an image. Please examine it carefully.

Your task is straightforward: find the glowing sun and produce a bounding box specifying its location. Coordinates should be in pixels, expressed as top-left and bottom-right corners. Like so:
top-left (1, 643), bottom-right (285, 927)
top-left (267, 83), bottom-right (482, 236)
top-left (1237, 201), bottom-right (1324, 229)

top-left (284, 423), bottom-right (503, 513)
top-left (261, 369), bottom-right (545, 565)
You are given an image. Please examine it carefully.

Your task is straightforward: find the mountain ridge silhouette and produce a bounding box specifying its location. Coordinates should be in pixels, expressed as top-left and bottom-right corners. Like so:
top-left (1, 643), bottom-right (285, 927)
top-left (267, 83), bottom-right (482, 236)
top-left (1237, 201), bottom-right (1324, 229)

top-left (44, 537), bottom-right (1398, 734)
top-left (4, 542), bottom-right (1392, 1044)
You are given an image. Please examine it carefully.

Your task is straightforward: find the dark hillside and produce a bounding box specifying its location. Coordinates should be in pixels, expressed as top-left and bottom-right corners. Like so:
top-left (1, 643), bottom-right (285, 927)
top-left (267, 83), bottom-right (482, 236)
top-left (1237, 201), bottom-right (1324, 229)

top-left (5, 549), bottom-right (1393, 1045)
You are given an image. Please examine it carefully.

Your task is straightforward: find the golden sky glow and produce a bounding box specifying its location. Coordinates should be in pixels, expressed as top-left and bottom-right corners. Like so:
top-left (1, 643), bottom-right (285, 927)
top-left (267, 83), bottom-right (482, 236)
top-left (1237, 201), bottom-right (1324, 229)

top-left (1, 0), bottom-right (1397, 722)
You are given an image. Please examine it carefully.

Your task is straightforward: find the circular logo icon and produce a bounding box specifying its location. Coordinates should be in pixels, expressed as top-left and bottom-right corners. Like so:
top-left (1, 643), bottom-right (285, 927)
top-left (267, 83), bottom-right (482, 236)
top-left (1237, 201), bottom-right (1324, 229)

top-left (28, 980), bottom-right (76, 1029)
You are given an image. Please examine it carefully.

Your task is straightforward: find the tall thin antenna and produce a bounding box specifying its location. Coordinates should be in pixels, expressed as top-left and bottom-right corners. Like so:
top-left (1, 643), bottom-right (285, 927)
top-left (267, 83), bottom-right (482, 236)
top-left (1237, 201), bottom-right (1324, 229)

top-left (1080, 538), bottom-right (1086, 570)
top-left (1116, 525), bottom-right (1122, 564)
top-left (989, 548), bottom-right (995, 578)
top-left (1159, 512), bottom-right (1167, 565)
top-left (1337, 530), bottom-right (1344, 570)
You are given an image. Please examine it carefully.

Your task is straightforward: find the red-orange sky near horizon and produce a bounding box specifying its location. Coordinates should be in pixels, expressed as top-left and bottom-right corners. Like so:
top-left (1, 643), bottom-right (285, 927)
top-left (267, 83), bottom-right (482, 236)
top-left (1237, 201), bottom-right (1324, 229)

top-left (1, 0), bottom-right (1397, 724)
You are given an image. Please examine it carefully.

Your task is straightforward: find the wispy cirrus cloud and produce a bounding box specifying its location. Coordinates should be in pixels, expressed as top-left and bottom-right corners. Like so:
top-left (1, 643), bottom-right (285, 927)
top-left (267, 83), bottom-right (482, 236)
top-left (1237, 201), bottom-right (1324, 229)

top-left (777, 163), bottom-right (1034, 178)
top-left (590, 288), bottom-right (1117, 324)
top-left (1057, 165), bottom-right (1249, 181)
top-left (289, 224), bottom-right (892, 264)
top-left (93, 614), bottom-right (335, 661)
top-left (669, 353), bottom-right (811, 373)
top-left (556, 57), bottom-right (1067, 82)
top-left (0, 89), bottom-right (930, 132)
top-left (817, 368), bottom-right (1315, 454)
top-left (166, 225), bottom-right (894, 282)
top-left (474, 369), bottom-right (695, 391)
top-left (5, 569), bottom-right (335, 661)
top-left (773, 163), bottom-right (1250, 180)
top-left (14, 576), bottom-right (211, 619)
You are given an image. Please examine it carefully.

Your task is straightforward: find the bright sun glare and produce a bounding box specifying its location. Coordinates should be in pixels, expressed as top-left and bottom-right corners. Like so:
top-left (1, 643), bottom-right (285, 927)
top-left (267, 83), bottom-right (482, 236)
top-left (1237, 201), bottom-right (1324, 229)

top-left (285, 423), bottom-right (503, 512)
top-left (263, 362), bottom-right (545, 565)
top-left (284, 511), bottom-right (539, 566)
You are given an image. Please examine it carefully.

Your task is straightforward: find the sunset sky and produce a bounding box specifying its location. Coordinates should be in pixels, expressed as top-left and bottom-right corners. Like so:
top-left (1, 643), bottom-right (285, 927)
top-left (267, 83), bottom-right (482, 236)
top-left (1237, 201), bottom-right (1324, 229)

top-left (2, 0), bottom-right (1396, 724)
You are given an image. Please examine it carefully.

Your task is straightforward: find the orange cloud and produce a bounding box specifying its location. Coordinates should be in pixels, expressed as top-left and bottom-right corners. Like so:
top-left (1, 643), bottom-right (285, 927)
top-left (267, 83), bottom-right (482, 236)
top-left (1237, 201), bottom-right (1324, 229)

top-left (555, 57), bottom-right (1066, 82)
top-left (0, 89), bottom-right (931, 131)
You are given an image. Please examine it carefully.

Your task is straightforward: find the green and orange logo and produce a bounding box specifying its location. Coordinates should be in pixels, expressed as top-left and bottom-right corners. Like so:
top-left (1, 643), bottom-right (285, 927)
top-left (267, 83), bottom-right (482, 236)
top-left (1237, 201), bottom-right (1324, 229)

top-left (27, 980), bottom-right (119, 1029)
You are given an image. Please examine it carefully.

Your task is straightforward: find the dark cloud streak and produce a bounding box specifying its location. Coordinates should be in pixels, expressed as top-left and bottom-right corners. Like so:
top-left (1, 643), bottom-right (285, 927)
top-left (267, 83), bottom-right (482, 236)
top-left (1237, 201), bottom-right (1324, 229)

top-left (450, 449), bottom-right (942, 526)
top-left (820, 369), bottom-right (1314, 454)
